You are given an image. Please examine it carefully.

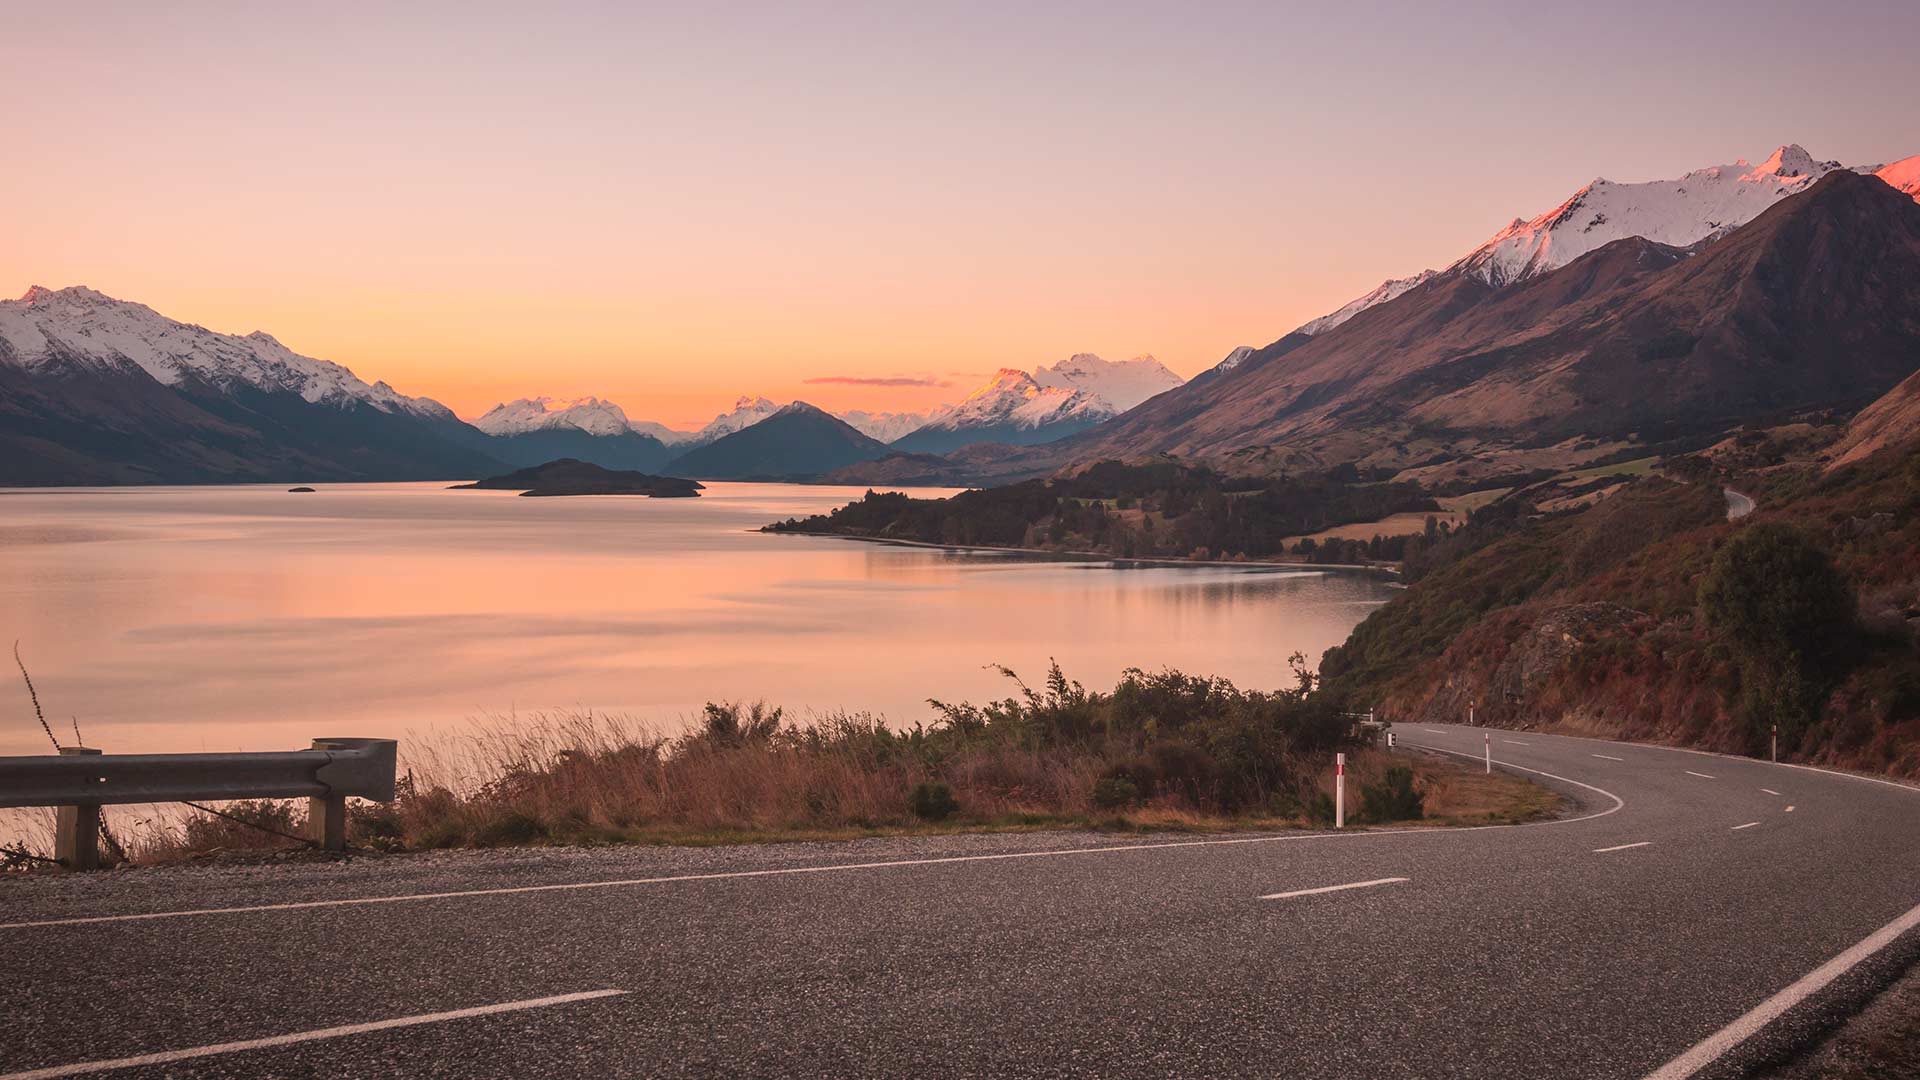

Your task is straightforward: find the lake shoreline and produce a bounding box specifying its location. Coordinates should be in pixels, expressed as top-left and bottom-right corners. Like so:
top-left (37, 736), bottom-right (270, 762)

top-left (759, 528), bottom-right (1404, 576)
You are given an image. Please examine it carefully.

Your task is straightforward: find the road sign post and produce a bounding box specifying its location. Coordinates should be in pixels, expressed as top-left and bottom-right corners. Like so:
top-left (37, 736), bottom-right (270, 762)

top-left (1335, 753), bottom-right (1346, 829)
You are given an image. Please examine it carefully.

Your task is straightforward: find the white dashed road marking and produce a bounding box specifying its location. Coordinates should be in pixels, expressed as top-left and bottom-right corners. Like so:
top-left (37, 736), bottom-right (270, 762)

top-left (1260, 877), bottom-right (1409, 901)
top-left (1594, 842), bottom-right (1653, 853)
top-left (1685, 771), bottom-right (1717, 780)
top-left (1731, 822), bottom-right (1760, 831)
top-left (1761, 789), bottom-right (1781, 796)
top-left (1593, 754), bottom-right (1625, 761)
top-left (0, 990), bottom-right (630, 1080)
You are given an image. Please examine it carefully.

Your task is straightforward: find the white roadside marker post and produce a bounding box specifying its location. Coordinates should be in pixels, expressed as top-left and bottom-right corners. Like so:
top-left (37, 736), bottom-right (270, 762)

top-left (1335, 753), bottom-right (1346, 829)
top-left (1772, 723), bottom-right (1778, 763)
top-left (1484, 732), bottom-right (1491, 774)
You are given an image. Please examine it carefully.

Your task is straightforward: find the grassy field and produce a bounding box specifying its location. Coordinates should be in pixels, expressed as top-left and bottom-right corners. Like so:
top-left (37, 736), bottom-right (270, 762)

top-left (1556, 455), bottom-right (1661, 483)
top-left (1285, 509), bottom-right (1466, 545)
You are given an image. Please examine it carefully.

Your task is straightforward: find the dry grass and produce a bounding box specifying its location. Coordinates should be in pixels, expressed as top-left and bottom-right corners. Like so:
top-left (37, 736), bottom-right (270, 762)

top-left (1397, 750), bottom-right (1566, 824)
top-left (11, 662), bottom-right (1567, 866)
top-left (109, 719), bottom-right (1561, 860)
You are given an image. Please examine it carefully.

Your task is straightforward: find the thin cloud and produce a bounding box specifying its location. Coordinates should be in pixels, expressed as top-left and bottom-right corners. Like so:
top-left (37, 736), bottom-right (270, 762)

top-left (804, 375), bottom-right (951, 388)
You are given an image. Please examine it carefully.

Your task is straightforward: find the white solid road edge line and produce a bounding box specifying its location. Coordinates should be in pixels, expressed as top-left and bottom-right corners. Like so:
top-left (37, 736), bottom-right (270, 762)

top-left (1259, 877), bottom-right (1409, 901)
top-left (1593, 842), bottom-right (1653, 853)
top-left (1643, 900), bottom-right (1920, 1080)
top-left (0, 990), bottom-right (629, 1080)
top-left (1, 767), bottom-right (1625, 932)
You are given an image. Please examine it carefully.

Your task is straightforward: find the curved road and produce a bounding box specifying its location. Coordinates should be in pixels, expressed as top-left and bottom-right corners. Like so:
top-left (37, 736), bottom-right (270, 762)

top-left (3, 725), bottom-right (1919, 1079)
top-left (1724, 488), bottom-right (1756, 520)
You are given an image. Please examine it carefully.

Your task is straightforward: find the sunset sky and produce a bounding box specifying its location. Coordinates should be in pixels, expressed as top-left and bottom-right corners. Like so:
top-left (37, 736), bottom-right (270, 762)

top-left (5, 2), bottom-right (1916, 429)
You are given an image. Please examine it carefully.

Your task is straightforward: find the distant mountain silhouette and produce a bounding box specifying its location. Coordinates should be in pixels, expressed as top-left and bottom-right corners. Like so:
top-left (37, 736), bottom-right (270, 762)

top-left (666, 402), bottom-right (889, 479)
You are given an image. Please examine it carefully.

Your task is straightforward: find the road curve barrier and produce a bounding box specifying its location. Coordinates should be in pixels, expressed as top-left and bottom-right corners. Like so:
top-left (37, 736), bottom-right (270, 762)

top-left (0, 737), bottom-right (398, 869)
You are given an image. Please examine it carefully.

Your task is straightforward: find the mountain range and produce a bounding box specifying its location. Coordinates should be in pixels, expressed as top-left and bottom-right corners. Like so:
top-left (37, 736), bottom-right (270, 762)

top-left (7, 141), bottom-right (1918, 489)
top-left (0, 286), bottom-right (502, 484)
top-left (1049, 166), bottom-right (1920, 484)
top-left (471, 396), bottom-right (675, 471)
top-left (1291, 145), bottom-right (1920, 337)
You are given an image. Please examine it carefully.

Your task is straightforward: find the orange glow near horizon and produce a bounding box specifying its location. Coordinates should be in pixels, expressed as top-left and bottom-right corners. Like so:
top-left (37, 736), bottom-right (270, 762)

top-left (5, 5), bottom-right (1913, 429)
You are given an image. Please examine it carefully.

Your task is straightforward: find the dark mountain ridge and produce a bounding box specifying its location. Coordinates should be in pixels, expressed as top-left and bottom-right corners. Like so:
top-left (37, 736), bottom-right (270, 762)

top-left (665, 402), bottom-right (889, 479)
top-left (1048, 171), bottom-right (1920, 479)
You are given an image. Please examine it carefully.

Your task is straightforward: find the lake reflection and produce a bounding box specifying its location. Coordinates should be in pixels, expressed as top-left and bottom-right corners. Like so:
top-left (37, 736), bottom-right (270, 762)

top-left (0, 482), bottom-right (1396, 756)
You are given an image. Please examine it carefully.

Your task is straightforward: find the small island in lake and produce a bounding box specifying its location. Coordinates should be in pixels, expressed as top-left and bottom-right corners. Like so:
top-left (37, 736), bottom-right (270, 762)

top-left (452, 458), bottom-right (704, 498)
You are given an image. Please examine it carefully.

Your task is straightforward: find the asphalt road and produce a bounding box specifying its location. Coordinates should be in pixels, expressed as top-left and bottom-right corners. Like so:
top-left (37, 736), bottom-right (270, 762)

top-left (4, 725), bottom-right (1919, 1079)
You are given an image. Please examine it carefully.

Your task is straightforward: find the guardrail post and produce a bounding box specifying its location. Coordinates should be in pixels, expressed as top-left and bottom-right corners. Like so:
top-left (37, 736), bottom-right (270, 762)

top-left (54, 746), bottom-right (104, 870)
top-left (307, 739), bottom-right (348, 851)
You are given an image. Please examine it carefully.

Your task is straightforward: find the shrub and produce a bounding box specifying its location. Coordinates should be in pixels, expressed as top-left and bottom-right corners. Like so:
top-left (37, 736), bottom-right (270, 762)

top-left (909, 781), bottom-right (958, 821)
top-left (1700, 523), bottom-right (1858, 746)
top-left (179, 799), bottom-right (304, 851)
top-left (1359, 765), bottom-right (1425, 822)
top-left (1092, 777), bottom-right (1140, 809)
top-left (1700, 524), bottom-right (1856, 669)
top-left (474, 810), bottom-right (549, 846)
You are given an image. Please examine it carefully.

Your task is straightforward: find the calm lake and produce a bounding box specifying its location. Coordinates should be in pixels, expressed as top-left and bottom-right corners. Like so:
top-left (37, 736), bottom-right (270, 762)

top-left (0, 482), bottom-right (1397, 757)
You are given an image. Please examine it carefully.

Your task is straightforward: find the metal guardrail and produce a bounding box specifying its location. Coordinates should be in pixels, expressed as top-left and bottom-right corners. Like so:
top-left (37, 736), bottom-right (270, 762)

top-left (0, 738), bottom-right (398, 869)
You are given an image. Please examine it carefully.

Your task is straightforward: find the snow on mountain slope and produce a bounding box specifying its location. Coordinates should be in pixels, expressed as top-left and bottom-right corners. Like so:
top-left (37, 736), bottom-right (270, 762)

top-left (1877, 155), bottom-right (1920, 202)
top-left (1031, 353), bottom-right (1184, 411)
top-left (1294, 271), bottom-right (1438, 336)
top-left (1208, 345), bottom-right (1258, 375)
top-left (912, 368), bottom-right (1111, 435)
top-left (1294, 144), bottom-right (1911, 335)
top-left (1454, 144), bottom-right (1847, 286)
top-left (0, 285), bottom-right (454, 418)
top-left (628, 419), bottom-right (693, 445)
top-left (837, 408), bottom-right (933, 443)
top-left (683, 395), bottom-right (782, 445)
top-left (473, 396), bottom-right (634, 437)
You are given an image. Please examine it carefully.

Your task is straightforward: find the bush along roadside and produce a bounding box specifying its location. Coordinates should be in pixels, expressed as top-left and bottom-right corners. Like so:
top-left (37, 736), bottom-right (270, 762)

top-left (96, 661), bottom-right (1559, 862)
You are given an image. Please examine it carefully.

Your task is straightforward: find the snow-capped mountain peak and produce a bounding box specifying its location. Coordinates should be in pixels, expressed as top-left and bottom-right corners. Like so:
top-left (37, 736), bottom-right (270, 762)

top-left (681, 394), bottom-right (783, 445)
top-left (1754, 143), bottom-right (1836, 179)
top-left (1453, 144), bottom-right (1852, 287)
top-left (1876, 155), bottom-right (1920, 202)
top-left (0, 284), bottom-right (452, 418)
top-left (472, 395), bottom-right (634, 437)
top-left (1031, 353), bottom-right (1184, 411)
top-left (837, 408), bottom-right (934, 443)
top-left (1294, 143), bottom-right (1910, 335)
top-left (1209, 345), bottom-right (1258, 374)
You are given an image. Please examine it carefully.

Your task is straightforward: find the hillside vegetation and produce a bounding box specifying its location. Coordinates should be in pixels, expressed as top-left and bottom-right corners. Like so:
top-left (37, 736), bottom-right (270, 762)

top-left (1321, 439), bottom-right (1920, 776)
top-left (767, 459), bottom-right (1436, 563)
